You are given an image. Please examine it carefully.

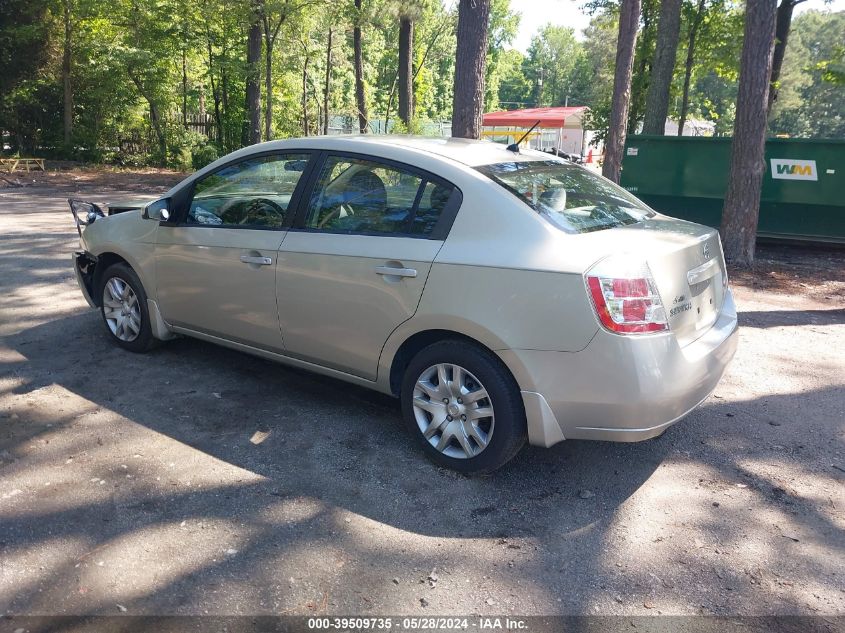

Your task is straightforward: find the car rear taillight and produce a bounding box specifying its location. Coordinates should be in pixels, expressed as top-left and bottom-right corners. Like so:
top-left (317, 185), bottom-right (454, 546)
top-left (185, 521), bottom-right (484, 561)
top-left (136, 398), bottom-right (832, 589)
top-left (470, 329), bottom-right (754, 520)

top-left (585, 257), bottom-right (668, 335)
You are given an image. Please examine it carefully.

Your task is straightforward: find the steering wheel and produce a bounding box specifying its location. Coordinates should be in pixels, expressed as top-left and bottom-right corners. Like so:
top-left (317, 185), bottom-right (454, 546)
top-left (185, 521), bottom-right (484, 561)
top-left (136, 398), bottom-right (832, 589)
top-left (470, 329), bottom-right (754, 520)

top-left (317, 202), bottom-right (354, 229)
top-left (239, 198), bottom-right (286, 226)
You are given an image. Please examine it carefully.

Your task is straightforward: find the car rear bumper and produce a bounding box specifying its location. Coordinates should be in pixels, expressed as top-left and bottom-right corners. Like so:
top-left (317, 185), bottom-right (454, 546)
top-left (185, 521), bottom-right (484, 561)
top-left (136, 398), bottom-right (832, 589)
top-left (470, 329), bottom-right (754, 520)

top-left (502, 289), bottom-right (739, 446)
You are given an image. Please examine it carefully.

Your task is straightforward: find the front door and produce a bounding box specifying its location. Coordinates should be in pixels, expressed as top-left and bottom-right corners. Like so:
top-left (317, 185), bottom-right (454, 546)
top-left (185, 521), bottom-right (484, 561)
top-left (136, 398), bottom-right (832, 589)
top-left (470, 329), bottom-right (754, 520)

top-left (156, 152), bottom-right (311, 352)
top-left (276, 153), bottom-right (458, 380)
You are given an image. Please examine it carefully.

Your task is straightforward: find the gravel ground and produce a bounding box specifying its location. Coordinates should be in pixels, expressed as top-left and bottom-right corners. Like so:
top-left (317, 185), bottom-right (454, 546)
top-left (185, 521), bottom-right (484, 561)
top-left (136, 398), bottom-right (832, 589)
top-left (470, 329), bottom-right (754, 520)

top-left (0, 170), bottom-right (843, 618)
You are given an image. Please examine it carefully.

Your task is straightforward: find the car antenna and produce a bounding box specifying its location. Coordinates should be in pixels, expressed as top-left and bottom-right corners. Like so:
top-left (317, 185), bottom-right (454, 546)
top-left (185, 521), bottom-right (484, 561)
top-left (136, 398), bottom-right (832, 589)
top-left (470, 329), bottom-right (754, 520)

top-left (507, 120), bottom-right (542, 153)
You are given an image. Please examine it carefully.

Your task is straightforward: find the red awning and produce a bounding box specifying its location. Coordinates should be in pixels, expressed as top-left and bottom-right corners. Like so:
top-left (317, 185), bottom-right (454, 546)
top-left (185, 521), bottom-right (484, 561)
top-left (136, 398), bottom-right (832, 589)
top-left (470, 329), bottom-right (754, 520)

top-left (482, 106), bottom-right (587, 128)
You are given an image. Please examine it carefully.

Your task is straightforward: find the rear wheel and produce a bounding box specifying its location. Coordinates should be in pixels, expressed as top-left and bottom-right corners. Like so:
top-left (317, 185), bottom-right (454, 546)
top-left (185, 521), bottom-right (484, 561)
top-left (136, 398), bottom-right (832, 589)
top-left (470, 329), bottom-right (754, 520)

top-left (99, 263), bottom-right (156, 353)
top-left (400, 340), bottom-right (526, 474)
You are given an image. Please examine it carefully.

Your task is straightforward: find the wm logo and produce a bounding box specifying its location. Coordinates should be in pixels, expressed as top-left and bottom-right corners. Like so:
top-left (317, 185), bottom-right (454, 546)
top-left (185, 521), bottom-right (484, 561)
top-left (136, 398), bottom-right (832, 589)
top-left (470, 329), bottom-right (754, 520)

top-left (776, 164), bottom-right (812, 176)
top-left (771, 159), bottom-right (818, 181)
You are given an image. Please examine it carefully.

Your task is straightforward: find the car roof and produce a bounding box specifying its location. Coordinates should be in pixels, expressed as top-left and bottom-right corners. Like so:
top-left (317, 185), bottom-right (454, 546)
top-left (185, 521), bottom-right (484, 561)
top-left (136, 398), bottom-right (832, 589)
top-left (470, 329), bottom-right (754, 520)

top-left (172, 134), bottom-right (566, 199)
top-left (245, 135), bottom-right (555, 168)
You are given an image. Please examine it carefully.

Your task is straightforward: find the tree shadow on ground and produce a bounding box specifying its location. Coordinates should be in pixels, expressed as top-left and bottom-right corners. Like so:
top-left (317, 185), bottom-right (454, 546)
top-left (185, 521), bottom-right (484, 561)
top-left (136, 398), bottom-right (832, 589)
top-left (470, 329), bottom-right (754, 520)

top-left (739, 309), bottom-right (845, 328)
top-left (2, 309), bottom-right (843, 616)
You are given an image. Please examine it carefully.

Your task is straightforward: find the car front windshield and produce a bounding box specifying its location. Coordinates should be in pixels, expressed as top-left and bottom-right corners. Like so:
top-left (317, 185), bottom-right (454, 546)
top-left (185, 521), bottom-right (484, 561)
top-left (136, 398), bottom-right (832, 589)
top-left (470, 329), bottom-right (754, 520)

top-left (476, 159), bottom-right (655, 234)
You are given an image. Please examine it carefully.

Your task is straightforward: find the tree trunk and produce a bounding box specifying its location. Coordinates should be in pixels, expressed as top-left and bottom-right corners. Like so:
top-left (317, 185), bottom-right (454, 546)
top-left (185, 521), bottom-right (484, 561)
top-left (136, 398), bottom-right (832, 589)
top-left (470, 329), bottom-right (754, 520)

top-left (602, 0), bottom-right (641, 183)
top-left (262, 11), bottom-right (286, 142)
top-left (182, 48), bottom-right (188, 129)
top-left (150, 103), bottom-right (165, 158)
top-left (353, 0), bottom-right (368, 133)
top-left (384, 18), bottom-right (446, 131)
top-left (199, 86), bottom-right (207, 136)
top-left (222, 39), bottom-right (231, 148)
top-left (62, 0), bottom-right (73, 148)
top-left (264, 28), bottom-right (273, 140)
top-left (414, 19), bottom-right (448, 82)
top-left (398, 18), bottom-right (414, 129)
top-left (383, 74), bottom-right (398, 132)
top-left (768, 0), bottom-right (803, 111)
top-left (222, 57), bottom-right (230, 148)
top-left (720, 0), bottom-right (777, 267)
top-left (129, 71), bottom-right (166, 160)
top-left (244, 6), bottom-right (262, 146)
top-left (205, 35), bottom-right (223, 145)
top-left (323, 28), bottom-right (332, 135)
top-left (451, 0), bottom-right (491, 139)
top-left (642, 0), bottom-right (683, 135)
top-left (626, 8), bottom-right (651, 131)
top-left (677, 0), bottom-right (706, 136)
top-left (212, 86), bottom-right (222, 144)
top-left (302, 56), bottom-right (309, 135)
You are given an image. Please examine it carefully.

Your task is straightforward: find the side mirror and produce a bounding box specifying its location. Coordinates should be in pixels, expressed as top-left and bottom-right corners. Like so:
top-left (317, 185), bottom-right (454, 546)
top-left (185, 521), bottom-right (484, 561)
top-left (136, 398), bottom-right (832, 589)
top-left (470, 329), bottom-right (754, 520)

top-left (143, 198), bottom-right (172, 222)
top-left (68, 199), bottom-right (105, 227)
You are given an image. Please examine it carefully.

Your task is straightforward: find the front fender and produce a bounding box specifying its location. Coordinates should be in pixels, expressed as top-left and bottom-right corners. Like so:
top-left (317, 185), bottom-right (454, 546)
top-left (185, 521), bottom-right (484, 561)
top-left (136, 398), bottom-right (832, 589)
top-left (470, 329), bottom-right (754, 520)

top-left (81, 211), bottom-right (159, 302)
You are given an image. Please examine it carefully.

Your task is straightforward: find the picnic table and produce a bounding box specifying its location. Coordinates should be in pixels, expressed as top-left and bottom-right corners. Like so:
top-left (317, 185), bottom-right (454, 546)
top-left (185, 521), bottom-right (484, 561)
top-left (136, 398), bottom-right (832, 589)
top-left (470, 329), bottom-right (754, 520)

top-left (0, 157), bottom-right (45, 172)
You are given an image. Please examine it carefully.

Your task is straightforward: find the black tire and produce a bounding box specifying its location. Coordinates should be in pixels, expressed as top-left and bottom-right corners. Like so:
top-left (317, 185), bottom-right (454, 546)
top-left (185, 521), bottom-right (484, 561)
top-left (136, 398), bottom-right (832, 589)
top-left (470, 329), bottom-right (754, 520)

top-left (98, 262), bottom-right (157, 353)
top-left (400, 340), bottom-right (527, 474)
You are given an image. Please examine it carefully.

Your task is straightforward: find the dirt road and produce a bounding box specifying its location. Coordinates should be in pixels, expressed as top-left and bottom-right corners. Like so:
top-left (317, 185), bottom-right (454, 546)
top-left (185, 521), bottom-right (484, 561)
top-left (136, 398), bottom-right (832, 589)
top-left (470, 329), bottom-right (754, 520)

top-left (1, 170), bottom-right (843, 618)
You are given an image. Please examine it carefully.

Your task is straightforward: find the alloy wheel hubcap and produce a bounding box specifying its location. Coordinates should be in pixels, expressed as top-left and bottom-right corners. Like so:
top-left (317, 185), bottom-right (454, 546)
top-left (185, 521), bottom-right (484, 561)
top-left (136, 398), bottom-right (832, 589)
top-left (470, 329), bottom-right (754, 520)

top-left (412, 363), bottom-right (494, 459)
top-left (103, 277), bottom-right (141, 342)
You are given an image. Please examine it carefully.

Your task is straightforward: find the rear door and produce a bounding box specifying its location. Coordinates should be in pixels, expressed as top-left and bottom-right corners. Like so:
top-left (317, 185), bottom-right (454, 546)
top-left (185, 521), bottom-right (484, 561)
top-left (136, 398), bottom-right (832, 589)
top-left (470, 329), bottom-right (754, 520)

top-left (155, 152), bottom-right (312, 352)
top-left (276, 152), bottom-right (461, 380)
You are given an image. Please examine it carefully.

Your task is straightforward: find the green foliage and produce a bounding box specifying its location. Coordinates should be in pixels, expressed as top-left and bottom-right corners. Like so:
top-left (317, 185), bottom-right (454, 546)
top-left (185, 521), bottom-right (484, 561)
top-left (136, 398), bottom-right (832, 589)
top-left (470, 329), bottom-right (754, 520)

top-left (489, 18), bottom-right (603, 113)
top-left (192, 142), bottom-right (219, 169)
top-left (578, 0), bottom-right (756, 140)
top-left (1, 0), bottom-right (842, 165)
top-left (579, 12), bottom-right (620, 144)
top-left (0, 0), bottom-right (56, 154)
top-left (495, 49), bottom-right (532, 109)
top-left (689, 71), bottom-right (736, 135)
top-left (676, 0), bottom-right (743, 134)
top-left (627, 0), bottom-right (659, 129)
top-left (484, 0), bottom-right (520, 110)
top-left (814, 46), bottom-right (845, 85)
top-left (769, 10), bottom-right (845, 138)
top-left (390, 117), bottom-right (427, 135)
top-left (0, 0), bottom-right (477, 161)
top-left (525, 24), bottom-right (586, 107)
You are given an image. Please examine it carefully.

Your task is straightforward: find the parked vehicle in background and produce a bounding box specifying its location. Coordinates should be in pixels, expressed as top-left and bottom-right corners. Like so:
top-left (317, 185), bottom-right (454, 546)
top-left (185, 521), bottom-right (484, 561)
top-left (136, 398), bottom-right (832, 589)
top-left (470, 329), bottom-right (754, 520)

top-left (69, 136), bottom-right (738, 473)
top-left (545, 147), bottom-right (583, 163)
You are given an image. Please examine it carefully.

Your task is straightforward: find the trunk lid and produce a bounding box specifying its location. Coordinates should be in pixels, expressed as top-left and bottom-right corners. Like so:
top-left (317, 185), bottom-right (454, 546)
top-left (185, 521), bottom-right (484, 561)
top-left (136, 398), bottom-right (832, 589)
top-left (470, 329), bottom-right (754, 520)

top-left (603, 216), bottom-right (727, 346)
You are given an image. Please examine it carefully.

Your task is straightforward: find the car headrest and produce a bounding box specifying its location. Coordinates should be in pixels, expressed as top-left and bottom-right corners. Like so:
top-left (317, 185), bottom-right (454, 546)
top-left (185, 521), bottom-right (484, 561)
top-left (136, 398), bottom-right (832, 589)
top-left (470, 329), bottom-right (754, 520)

top-left (346, 170), bottom-right (387, 215)
top-left (430, 183), bottom-right (452, 210)
top-left (538, 187), bottom-right (567, 211)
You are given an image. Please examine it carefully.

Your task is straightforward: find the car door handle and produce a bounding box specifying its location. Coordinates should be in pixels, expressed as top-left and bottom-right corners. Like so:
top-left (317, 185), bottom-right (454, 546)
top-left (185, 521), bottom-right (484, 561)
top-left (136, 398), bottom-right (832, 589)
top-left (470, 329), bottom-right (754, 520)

top-left (240, 255), bottom-right (273, 266)
top-left (374, 266), bottom-right (417, 278)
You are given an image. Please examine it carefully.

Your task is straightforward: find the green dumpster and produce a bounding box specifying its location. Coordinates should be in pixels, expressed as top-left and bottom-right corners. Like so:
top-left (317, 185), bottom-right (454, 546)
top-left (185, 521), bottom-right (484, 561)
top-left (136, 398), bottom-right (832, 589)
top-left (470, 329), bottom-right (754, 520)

top-left (620, 135), bottom-right (845, 244)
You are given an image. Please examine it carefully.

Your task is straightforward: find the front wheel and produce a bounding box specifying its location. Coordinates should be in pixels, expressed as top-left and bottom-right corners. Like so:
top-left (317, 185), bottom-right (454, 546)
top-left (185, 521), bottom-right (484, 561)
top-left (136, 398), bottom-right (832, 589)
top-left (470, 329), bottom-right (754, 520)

top-left (99, 262), bottom-right (157, 353)
top-left (400, 340), bottom-right (527, 474)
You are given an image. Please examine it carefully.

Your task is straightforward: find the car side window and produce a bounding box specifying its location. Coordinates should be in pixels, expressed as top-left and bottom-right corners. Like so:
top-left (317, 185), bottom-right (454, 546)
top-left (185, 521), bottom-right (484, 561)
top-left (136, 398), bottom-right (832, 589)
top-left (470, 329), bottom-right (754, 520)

top-left (410, 180), bottom-right (453, 236)
top-left (304, 155), bottom-right (453, 237)
top-left (187, 154), bottom-right (309, 229)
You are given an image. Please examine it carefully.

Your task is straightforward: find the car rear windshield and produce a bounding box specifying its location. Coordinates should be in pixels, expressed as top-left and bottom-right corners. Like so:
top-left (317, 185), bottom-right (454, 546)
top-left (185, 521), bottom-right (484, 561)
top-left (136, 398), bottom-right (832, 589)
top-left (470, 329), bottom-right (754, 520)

top-left (476, 160), bottom-right (655, 234)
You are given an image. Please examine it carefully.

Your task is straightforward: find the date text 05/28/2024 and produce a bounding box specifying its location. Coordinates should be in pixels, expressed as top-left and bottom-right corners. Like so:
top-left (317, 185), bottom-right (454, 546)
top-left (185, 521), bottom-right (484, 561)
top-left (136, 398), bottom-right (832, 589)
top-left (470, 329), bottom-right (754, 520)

top-left (307, 617), bottom-right (529, 631)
